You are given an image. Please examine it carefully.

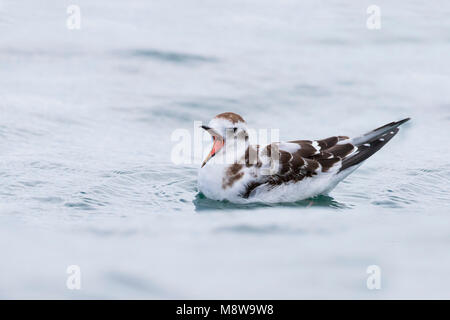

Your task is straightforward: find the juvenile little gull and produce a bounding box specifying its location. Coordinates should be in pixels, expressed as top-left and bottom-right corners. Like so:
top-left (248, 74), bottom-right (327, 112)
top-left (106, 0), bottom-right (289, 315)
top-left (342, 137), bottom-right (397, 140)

top-left (198, 112), bottom-right (410, 203)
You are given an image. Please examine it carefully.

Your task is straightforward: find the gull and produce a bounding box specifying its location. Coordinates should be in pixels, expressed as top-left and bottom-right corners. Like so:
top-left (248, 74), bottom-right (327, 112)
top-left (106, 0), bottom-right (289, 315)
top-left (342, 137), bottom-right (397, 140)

top-left (198, 112), bottom-right (409, 203)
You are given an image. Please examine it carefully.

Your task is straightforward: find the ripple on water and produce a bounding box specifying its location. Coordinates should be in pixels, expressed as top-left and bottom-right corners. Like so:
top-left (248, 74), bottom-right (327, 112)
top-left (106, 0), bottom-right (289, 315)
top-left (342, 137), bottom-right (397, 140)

top-left (64, 202), bottom-right (96, 211)
top-left (214, 224), bottom-right (308, 235)
top-left (55, 164), bottom-right (198, 214)
top-left (115, 49), bottom-right (218, 64)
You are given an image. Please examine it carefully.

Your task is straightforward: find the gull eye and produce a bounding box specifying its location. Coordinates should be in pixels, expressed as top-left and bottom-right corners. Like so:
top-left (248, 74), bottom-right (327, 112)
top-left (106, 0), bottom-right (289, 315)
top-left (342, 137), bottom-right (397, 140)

top-left (233, 127), bottom-right (237, 133)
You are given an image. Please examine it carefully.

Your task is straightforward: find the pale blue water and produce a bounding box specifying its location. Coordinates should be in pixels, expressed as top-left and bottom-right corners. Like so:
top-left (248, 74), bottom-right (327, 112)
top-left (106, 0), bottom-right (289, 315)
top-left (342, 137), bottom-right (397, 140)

top-left (1, 0), bottom-right (450, 298)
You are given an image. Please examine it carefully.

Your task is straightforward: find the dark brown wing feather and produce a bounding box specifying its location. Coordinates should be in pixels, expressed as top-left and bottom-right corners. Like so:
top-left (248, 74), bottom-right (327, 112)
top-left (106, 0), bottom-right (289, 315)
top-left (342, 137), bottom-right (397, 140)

top-left (240, 118), bottom-right (410, 198)
top-left (240, 136), bottom-right (354, 198)
top-left (287, 138), bottom-right (354, 173)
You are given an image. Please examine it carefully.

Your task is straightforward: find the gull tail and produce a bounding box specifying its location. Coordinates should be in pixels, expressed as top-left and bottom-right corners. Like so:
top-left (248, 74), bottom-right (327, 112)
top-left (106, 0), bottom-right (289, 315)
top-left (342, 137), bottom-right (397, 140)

top-left (339, 118), bottom-right (410, 172)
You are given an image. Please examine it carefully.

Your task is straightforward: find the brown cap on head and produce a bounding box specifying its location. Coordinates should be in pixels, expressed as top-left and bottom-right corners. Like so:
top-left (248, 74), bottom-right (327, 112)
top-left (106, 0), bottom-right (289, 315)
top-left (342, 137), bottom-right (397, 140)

top-left (214, 112), bottom-right (245, 124)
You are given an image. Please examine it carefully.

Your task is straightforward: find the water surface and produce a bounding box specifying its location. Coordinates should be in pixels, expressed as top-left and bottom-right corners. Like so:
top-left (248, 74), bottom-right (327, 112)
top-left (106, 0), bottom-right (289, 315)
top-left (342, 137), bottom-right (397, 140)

top-left (1, 0), bottom-right (450, 298)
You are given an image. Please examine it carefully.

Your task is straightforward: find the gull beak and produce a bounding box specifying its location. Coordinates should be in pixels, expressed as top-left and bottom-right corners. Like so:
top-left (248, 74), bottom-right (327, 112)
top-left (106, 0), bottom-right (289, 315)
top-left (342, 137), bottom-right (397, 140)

top-left (200, 125), bottom-right (224, 167)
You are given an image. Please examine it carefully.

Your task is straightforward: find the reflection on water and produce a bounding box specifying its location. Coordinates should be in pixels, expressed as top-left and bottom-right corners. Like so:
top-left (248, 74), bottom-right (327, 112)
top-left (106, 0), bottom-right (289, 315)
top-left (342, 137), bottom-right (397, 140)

top-left (193, 193), bottom-right (348, 211)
